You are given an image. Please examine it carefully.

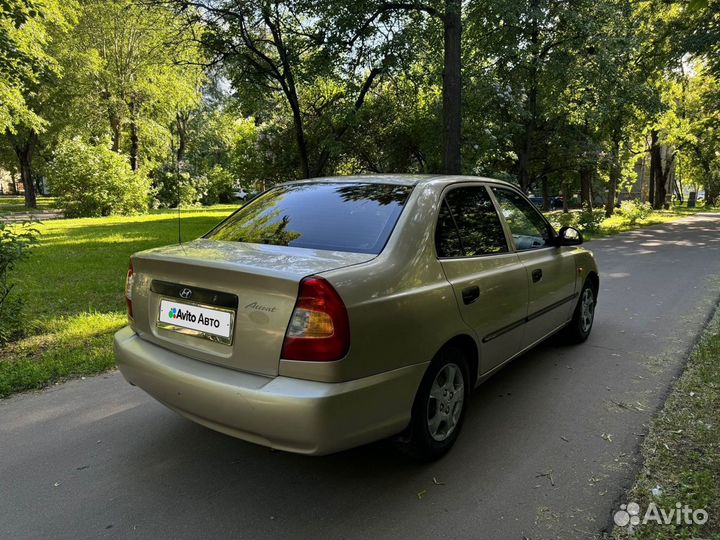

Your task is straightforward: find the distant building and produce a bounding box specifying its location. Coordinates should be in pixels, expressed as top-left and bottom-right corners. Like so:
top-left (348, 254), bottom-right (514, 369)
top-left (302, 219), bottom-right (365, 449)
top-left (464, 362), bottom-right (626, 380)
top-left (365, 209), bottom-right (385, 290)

top-left (0, 168), bottom-right (18, 195)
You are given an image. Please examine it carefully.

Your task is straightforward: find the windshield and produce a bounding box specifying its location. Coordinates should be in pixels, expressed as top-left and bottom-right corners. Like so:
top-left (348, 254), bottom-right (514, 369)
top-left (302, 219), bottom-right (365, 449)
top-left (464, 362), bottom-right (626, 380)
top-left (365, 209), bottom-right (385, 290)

top-left (206, 182), bottom-right (413, 254)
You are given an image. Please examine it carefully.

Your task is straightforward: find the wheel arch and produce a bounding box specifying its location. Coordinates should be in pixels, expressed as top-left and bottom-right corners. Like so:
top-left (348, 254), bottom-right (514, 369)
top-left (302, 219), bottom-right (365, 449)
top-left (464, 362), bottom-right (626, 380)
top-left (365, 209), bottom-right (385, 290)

top-left (587, 271), bottom-right (599, 299)
top-left (438, 333), bottom-right (479, 386)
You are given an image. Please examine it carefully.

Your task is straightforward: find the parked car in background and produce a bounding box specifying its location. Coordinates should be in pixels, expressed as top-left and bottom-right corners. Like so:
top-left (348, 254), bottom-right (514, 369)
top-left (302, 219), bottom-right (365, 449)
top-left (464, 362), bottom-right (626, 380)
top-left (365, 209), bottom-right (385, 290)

top-left (528, 195), bottom-right (563, 210)
top-left (115, 175), bottom-right (599, 460)
top-left (232, 186), bottom-right (248, 200)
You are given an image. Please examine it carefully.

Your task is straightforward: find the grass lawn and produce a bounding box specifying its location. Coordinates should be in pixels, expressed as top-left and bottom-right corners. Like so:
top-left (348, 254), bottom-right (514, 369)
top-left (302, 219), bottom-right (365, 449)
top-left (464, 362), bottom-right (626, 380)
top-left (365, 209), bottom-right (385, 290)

top-left (614, 311), bottom-right (720, 539)
top-left (546, 203), bottom-right (720, 241)
top-left (0, 205), bottom-right (237, 397)
top-left (0, 195), bottom-right (59, 214)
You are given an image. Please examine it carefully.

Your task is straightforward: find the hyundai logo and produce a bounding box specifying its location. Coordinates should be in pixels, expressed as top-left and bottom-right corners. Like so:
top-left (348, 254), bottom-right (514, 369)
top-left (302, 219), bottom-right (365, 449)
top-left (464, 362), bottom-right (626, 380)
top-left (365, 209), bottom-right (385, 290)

top-left (179, 288), bottom-right (193, 299)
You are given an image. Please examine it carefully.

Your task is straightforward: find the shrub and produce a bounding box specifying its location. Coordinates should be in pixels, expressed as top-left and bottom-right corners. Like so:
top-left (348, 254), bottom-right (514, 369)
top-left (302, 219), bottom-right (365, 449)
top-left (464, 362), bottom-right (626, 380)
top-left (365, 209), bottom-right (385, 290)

top-left (0, 222), bottom-right (37, 344)
top-left (201, 165), bottom-right (236, 205)
top-left (545, 210), bottom-right (575, 231)
top-left (577, 207), bottom-right (606, 233)
top-left (152, 170), bottom-right (210, 208)
top-left (616, 199), bottom-right (653, 225)
top-left (47, 138), bottom-right (150, 218)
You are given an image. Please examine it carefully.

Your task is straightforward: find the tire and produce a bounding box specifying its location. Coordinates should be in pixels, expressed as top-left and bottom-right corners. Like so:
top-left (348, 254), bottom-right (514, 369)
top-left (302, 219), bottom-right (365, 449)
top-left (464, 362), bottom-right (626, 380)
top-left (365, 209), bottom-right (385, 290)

top-left (395, 345), bottom-right (470, 461)
top-left (562, 278), bottom-right (596, 343)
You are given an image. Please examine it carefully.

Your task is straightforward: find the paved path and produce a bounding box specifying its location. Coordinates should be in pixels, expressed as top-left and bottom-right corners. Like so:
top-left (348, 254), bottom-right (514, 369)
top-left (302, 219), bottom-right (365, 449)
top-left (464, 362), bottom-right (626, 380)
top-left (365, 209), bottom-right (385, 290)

top-left (1, 214), bottom-right (720, 540)
top-left (0, 211), bottom-right (63, 222)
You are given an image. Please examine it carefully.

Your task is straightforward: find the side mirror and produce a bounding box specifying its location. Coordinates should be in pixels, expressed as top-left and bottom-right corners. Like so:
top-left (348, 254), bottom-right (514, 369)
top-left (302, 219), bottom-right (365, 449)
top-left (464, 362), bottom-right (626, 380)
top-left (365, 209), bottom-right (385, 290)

top-left (556, 226), bottom-right (583, 246)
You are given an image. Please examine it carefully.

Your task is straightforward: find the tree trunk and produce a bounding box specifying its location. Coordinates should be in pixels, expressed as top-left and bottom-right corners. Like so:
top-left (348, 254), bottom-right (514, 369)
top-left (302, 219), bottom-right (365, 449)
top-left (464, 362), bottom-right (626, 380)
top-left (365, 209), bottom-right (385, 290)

top-left (706, 182), bottom-right (719, 207)
top-left (579, 164), bottom-right (593, 210)
top-left (648, 131), bottom-right (658, 206)
top-left (561, 181), bottom-right (569, 213)
top-left (176, 111), bottom-right (189, 165)
top-left (442, 0), bottom-right (462, 174)
top-left (605, 138), bottom-right (621, 217)
top-left (129, 101), bottom-right (139, 172)
top-left (111, 116), bottom-right (122, 153)
top-left (289, 93), bottom-right (311, 178)
top-left (13, 131), bottom-right (38, 209)
top-left (659, 150), bottom-right (675, 209)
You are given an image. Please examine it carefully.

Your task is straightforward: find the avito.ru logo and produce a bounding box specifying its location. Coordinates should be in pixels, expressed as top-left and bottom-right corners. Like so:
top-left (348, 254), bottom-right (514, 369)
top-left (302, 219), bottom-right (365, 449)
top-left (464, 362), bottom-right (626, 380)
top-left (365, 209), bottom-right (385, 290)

top-left (614, 501), bottom-right (708, 533)
top-left (168, 307), bottom-right (197, 323)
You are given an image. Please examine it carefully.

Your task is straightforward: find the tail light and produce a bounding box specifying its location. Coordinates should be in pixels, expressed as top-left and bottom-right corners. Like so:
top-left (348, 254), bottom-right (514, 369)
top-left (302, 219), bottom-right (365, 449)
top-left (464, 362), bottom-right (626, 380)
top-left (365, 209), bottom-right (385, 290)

top-left (281, 277), bottom-right (350, 361)
top-left (125, 259), bottom-right (134, 320)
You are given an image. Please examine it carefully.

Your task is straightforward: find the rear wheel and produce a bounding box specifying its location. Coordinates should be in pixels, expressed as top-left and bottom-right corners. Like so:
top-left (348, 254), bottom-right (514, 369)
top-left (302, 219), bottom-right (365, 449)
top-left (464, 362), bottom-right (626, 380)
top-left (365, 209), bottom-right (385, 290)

top-left (395, 345), bottom-right (470, 461)
top-left (562, 279), bottom-right (596, 343)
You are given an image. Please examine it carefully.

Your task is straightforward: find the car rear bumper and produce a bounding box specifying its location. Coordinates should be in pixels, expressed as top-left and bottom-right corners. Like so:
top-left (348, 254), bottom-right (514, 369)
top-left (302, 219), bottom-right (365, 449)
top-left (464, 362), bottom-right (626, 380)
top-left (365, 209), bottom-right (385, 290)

top-left (114, 326), bottom-right (427, 455)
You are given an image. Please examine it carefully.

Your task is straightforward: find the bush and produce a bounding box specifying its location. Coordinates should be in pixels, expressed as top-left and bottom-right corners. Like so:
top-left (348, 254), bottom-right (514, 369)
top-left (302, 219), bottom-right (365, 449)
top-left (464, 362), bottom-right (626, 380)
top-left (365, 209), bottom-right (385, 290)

top-left (153, 169), bottom-right (221, 208)
top-left (201, 166), bottom-right (236, 205)
top-left (0, 222), bottom-right (37, 344)
top-left (577, 207), bottom-right (606, 233)
top-left (616, 199), bottom-right (653, 225)
top-left (47, 138), bottom-right (150, 218)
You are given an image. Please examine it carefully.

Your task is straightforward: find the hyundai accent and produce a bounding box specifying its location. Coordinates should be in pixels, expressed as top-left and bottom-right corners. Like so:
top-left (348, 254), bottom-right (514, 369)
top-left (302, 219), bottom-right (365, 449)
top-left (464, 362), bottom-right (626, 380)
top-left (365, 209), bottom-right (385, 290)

top-left (114, 175), bottom-right (598, 460)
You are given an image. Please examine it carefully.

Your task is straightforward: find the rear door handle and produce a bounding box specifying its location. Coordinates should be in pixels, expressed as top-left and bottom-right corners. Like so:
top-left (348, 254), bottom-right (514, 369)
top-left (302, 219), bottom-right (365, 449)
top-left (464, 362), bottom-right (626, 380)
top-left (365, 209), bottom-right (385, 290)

top-left (531, 269), bottom-right (543, 283)
top-left (462, 285), bottom-right (480, 305)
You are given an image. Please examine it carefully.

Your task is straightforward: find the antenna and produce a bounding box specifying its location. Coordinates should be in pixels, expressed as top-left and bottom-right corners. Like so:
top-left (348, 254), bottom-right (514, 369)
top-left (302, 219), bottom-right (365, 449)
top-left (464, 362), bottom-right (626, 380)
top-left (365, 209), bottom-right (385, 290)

top-left (176, 158), bottom-right (184, 248)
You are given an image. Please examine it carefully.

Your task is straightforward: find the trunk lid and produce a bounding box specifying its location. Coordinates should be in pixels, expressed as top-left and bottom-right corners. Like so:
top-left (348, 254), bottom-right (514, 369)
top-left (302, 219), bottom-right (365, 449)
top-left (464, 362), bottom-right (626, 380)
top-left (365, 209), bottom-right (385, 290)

top-left (129, 238), bottom-right (373, 376)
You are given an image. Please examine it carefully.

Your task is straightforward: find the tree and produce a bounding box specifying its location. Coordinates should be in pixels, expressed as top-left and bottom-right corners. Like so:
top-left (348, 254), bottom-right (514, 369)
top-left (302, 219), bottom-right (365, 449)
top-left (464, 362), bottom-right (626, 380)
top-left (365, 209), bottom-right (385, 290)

top-left (659, 62), bottom-right (720, 206)
top-left (67, 0), bottom-right (204, 172)
top-left (0, 0), bottom-right (77, 207)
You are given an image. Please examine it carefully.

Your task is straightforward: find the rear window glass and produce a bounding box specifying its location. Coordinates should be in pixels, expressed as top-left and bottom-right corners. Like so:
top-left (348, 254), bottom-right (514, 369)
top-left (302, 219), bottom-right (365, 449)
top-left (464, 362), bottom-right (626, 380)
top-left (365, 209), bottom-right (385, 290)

top-left (206, 182), bottom-right (412, 254)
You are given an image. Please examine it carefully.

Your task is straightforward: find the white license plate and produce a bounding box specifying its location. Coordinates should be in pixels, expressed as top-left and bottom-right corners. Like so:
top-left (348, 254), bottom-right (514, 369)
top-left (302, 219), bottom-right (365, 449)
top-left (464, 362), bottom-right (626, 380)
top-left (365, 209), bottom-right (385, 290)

top-left (158, 299), bottom-right (234, 341)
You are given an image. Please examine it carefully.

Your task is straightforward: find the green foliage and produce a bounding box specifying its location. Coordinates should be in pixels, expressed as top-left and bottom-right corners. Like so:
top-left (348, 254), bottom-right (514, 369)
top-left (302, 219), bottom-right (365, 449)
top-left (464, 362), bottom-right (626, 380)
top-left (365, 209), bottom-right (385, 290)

top-left (201, 166), bottom-right (236, 205)
top-left (546, 209), bottom-right (604, 234)
top-left (46, 138), bottom-right (150, 217)
top-left (152, 169), bottom-right (212, 208)
top-left (577, 207), bottom-right (607, 233)
top-left (0, 221), bottom-right (37, 344)
top-left (0, 0), bottom-right (77, 133)
top-left (616, 199), bottom-right (654, 225)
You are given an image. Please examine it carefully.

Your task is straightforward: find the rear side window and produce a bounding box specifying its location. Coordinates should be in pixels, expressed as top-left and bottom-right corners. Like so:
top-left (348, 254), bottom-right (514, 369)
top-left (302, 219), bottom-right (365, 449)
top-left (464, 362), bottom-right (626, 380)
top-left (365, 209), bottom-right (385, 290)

top-left (206, 182), bottom-right (412, 254)
top-left (435, 186), bottom-right (508, 258)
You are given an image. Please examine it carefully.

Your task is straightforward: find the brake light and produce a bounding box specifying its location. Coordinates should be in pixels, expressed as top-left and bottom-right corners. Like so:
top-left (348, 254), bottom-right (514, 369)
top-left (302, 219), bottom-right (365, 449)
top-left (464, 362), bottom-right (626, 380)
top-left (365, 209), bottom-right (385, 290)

top-left (125, 260), bottom-right (134, 320)
top-left (281, 277), bottom-right (350, 361)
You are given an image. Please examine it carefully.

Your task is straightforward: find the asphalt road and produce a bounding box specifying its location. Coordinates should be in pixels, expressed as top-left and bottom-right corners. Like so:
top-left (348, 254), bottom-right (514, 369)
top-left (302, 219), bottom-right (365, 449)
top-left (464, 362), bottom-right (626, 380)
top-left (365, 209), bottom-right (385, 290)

top-left (2, 214), bottom-right (720, 540)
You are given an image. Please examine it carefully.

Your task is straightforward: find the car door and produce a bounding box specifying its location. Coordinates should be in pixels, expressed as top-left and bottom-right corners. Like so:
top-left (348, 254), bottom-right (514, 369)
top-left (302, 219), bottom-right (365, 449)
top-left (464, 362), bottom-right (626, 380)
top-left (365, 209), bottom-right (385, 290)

top-left (436, 184), bottom-right (529, 375)
top-left (490, 186), bottom-right (578, 347)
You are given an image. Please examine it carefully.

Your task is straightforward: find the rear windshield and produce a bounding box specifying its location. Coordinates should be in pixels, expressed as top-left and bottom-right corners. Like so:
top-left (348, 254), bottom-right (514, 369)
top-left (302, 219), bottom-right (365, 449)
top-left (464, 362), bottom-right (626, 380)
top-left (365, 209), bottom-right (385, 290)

top-left (206, 182), bottom-right (412, 254)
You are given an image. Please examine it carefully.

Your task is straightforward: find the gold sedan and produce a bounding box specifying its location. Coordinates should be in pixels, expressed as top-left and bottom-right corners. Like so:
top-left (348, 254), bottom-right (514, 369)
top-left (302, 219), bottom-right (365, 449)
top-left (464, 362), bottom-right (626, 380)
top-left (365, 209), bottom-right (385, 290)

top-left (114, 175), bottom-right (598, 460)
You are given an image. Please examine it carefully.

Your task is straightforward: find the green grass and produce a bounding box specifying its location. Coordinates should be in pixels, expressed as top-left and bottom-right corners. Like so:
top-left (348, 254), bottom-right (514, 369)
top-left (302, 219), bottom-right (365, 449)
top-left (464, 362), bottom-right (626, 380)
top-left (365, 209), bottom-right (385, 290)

top-left (544, 204), bottom-right (719, 240)
top-left (613, 311), bottom-right (720, 540)
top-left (0, 195), bottom-right (59, 214)
top-left (0, 205), bottom-right (237, 397)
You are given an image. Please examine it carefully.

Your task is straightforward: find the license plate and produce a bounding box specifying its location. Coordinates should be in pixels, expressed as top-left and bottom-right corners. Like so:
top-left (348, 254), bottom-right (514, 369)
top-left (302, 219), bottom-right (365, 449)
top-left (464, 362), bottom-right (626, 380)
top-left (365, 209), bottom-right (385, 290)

top-left (158, 298), bottom-right (234, 343)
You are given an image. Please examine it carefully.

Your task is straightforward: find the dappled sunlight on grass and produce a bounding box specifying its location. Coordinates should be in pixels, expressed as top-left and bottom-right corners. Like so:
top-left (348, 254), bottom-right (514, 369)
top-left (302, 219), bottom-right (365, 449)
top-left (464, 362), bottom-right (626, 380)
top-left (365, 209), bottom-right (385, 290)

top-left (0, 312), bottom-right (127, 397)
top-left (0, 196), bottom-right (59, 215)
top-left (2, 312), bottom-right (126, 360)
top-left (0, 205), bottom-right (240, 396)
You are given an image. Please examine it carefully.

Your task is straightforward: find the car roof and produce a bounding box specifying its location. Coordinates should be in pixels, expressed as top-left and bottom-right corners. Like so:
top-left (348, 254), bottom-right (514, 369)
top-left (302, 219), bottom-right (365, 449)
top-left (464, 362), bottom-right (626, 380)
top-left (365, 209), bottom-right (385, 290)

top-left (282, 174), bottom-right (519, 189)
